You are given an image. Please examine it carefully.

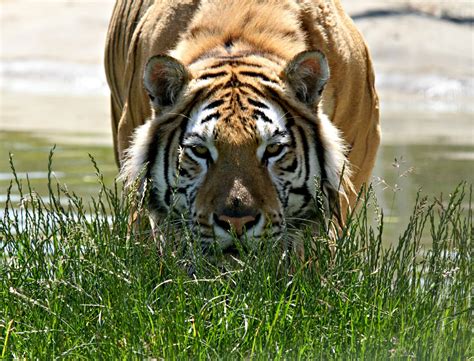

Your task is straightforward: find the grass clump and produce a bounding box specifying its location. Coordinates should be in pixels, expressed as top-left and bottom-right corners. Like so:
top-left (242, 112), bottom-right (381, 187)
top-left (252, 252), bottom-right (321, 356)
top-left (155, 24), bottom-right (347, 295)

top-left (0, 151), bottom-right (472, 359)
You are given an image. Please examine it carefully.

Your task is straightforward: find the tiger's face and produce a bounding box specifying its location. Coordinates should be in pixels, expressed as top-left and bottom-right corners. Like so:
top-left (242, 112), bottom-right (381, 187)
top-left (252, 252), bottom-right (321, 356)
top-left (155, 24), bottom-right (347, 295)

top-left (121, 51), bottom-right (350, 252)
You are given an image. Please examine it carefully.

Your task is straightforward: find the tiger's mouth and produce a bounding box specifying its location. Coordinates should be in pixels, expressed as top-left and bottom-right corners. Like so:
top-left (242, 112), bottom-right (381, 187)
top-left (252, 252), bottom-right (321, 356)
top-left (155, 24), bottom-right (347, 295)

top-left (194, 208), bottom-right (289, 255)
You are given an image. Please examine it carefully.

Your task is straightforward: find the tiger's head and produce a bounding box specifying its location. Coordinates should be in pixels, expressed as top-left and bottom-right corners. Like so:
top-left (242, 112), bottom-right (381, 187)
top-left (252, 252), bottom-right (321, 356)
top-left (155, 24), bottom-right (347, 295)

top-left (121, 50), bottom-right (351, 252)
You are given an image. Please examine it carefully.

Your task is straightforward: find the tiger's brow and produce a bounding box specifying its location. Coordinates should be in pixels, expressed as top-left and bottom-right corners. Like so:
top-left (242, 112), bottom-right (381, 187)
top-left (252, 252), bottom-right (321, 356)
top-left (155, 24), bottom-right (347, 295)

top-left (183, 133), bottom-right (207, 145)
top-left (203, 99), bottom-right (225, 111)
top-left (273, 130), bottom-right (290, 138)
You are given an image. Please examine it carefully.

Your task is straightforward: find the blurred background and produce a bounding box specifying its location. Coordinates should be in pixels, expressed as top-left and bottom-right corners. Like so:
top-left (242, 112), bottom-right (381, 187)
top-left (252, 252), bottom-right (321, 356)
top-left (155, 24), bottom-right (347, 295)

top-left (1, 0), bottom-right (473, 244)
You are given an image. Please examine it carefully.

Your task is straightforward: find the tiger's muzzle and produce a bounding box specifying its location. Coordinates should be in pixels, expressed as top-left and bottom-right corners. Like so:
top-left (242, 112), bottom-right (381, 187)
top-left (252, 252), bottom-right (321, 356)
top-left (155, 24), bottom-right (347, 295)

top-left (194, 147), bottom-right (283, 250)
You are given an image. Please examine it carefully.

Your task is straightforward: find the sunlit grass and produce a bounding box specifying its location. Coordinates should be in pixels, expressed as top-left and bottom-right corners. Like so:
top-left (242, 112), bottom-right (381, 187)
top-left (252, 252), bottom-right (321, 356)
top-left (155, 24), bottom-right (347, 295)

top-left (0, 150), bottom-right (472, 358)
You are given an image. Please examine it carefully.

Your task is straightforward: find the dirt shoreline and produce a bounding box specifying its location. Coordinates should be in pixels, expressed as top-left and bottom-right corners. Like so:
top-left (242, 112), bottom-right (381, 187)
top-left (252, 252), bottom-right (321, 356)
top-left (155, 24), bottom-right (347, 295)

top-left (1, 0), bottom-right (472, 145)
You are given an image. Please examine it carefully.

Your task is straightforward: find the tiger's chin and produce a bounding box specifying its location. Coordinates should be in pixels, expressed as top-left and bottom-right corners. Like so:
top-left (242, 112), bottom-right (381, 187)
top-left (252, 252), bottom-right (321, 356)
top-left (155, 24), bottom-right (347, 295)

top-left (198, 225), bottom-right (284, 261)
top-left (201, 235), bottom-right (280, 268)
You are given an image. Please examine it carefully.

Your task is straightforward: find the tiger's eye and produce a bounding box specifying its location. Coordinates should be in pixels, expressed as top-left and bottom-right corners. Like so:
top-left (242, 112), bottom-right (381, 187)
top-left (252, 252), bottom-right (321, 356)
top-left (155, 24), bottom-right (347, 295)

top-left (194, 145), bottom-right (208, 155)
top-left (265, 144), bottom-right (283, 157)
top-left (191, 145), bottom-right (211, 160)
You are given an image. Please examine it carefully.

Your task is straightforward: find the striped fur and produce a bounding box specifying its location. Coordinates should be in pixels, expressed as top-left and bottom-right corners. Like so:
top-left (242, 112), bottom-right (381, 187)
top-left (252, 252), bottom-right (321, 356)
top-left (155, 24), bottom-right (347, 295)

top-left (120, 52), bottom-right (351, 250)
top-left (106, 0), bottom-right (380, 252)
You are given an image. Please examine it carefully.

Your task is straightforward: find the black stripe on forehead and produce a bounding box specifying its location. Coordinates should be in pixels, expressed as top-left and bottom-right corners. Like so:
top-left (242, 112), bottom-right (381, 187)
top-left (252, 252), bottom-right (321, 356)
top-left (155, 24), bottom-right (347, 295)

top-left (248, 98), bottom-right (269, 109)
top-left (252, 109), bottom-right (272, 123)
top-left (203, 99), bottom-right (224, 111)
top-left (217, 77), bottom-right (267, 99)
top-left (238, 71), bottom-right (279, 84)
top-left (233, 93), bottom-right (247, 111)
top-left (208, 60), bottom-right (264, 69)
top-left (200, 70), bottom-right (275, 105)
top-left (197, 71), bottom-right (227, 81)
top-left (189, 48), bottom-right (283, 67)
top-left (200, 111), bottom-right (220, 124)
top-left (238, 83), bottom-right (266, 98)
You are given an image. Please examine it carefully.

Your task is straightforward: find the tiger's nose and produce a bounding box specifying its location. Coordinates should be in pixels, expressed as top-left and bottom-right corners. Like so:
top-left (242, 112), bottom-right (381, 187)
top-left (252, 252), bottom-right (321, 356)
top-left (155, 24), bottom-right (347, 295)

top-left (214, 213), bottom-right (261, 236)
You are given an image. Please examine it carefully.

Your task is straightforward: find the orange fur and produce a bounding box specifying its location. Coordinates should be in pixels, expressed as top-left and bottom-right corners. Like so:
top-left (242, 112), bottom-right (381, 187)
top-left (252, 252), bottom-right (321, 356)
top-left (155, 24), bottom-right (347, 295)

top-left (105, 0), bottom-right (380, 207)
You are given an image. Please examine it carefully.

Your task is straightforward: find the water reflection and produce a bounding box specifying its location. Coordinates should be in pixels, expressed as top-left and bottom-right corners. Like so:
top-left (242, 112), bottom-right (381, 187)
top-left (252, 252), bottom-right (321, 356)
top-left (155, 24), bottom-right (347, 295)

top-left (374, 143), bottom-right (473, 244)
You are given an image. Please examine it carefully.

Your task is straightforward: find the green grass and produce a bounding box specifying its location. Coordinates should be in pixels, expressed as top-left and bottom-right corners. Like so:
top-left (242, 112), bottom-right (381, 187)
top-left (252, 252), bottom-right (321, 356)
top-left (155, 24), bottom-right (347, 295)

top-left (1, 151), bottom-right (472, 359)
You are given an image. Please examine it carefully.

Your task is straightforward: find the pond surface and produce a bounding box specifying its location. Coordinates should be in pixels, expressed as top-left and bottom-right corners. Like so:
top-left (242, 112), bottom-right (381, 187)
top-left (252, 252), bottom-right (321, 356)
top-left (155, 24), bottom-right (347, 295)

top-left (1, 116), bottom-right (473, 247)
top-left (0, 131), bottom-right (116, 205)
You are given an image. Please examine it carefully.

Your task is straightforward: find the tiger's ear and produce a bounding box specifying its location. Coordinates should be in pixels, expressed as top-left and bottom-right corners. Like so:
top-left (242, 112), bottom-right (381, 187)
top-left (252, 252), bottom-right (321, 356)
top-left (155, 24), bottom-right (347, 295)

top-left (143, 55), bottom-right (190, 109)
top-left (284, 50), bottom-right (329, 104)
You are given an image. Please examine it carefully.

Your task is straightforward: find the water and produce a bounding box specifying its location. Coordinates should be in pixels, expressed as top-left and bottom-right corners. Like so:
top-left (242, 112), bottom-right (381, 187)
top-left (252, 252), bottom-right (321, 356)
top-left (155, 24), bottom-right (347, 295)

top-left (0, 131), bottom-right (116, 202)
top-left (1, 123), bottom-right (472, 246)
top-left (375, 140), bottom-right (473, 238)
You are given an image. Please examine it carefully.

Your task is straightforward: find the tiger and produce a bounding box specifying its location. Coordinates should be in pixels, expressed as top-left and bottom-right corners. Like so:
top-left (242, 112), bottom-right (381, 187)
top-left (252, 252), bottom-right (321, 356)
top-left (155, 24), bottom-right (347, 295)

top-left (104, 0), bottom-right (380, 253)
